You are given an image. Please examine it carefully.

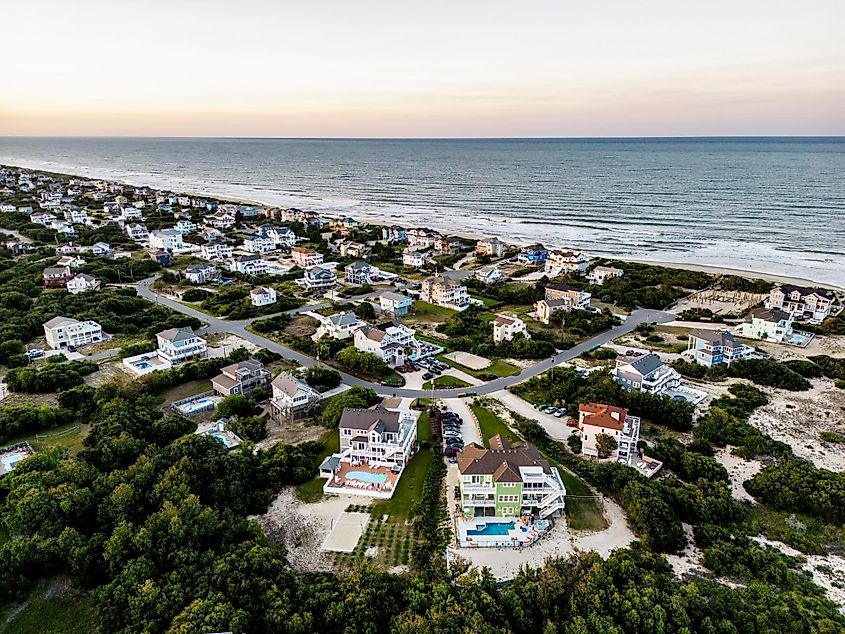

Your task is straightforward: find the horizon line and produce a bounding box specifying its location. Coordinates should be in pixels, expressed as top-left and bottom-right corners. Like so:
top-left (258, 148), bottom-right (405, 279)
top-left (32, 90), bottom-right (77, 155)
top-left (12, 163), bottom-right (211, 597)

top-left (2, 134), bottom-right (844, 141)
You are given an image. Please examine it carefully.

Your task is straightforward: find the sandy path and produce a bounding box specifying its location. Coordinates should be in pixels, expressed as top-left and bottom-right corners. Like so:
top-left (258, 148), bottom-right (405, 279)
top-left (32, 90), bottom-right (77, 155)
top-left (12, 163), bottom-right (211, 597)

top-left (713, 448), bottom-right (761, 503)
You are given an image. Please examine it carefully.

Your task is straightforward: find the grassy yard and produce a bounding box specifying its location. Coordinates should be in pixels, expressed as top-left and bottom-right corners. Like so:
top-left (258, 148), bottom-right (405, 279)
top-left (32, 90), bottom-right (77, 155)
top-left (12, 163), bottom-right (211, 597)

top-left (471, 405), bottom-right (518, 447)
top-left (422, 375), bottom-right (471, 390)
top-left (3, 422), bottom-right (90, 456)
top-left (438, 355), bottom-right (520, 379)
top-left (405, 300), bottom-right (456, 324)
top-left (2, 580), bottom-right (98, 634)
top-left (295, 429), bottom-right (339, 503)
top-left (416, 411), bottom-right (433, 444)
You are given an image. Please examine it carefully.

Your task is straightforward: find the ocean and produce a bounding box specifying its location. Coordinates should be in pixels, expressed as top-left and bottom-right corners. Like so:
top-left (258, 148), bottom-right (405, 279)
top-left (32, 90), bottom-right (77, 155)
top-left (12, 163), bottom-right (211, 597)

top-left (0, 136), bottom-right (843, 287)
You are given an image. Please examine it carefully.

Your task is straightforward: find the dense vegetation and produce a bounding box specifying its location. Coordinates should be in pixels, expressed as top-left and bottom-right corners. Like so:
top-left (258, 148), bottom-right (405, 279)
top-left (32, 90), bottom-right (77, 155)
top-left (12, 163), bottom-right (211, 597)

top-left (587, 260), bottom-right (713, 309)
top-left (746, 459), bottom-right (845, 525)
top-left (511, 365), bottom-right (695, 431)
top-left (198, 285), bottom-right (302, 319)
top-left (727, 358), bottom-right (812, 391)
top-left (5, 359), bottom-right (99, 393)
top-left (436, 307), bottom-right (558, 359)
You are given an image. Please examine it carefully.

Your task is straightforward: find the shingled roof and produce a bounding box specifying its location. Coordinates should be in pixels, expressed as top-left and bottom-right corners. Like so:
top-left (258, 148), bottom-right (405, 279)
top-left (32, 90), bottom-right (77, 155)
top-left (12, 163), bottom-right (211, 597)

top-left (457, 435), bottom-right (551, 482)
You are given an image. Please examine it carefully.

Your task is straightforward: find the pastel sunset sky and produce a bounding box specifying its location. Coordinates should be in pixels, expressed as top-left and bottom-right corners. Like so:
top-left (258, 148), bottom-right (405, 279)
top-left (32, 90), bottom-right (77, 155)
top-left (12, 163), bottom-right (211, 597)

top-left (1, 0), bottom-right (843, 137)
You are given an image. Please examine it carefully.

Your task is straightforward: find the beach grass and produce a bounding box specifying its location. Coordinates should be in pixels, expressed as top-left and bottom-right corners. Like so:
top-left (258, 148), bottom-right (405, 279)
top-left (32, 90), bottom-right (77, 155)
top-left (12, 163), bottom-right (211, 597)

top-left (2, 580), bottom-right (98, 634)
top-left (471, 405), bottom-right (517, 447)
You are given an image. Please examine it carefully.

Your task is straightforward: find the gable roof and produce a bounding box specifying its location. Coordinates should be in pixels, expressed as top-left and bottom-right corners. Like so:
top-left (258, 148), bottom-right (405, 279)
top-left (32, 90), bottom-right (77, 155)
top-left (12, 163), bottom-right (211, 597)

top-left (338, 406), bottom-right (401, 433)
top-left (457, 439), bottom-right (551, 481)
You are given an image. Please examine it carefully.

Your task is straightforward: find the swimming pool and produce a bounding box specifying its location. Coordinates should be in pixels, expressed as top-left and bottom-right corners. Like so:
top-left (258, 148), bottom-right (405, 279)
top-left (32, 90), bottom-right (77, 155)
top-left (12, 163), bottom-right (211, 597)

top-left (136, 362), bottom-right (151, 369)
top-left (179, 398), bottom-right (216, 413)
top-left (346, 471), bottom-right (388, 484)
top-left (210, 431), bottom-right (233, 448)
top-left (0, 453), bottom-right (25, 470)
top-left (466, 521), bottom-right (517, 536)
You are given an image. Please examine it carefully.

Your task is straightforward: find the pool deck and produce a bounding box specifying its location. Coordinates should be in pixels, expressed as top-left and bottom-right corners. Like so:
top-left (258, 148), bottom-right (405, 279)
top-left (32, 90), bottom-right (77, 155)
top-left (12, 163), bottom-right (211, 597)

top-left (322, 461), bottom-right (401, 499)
top-left (0, 442), bottom-right (35, 477)
top-left (457, 516), bottom-right (550, 548)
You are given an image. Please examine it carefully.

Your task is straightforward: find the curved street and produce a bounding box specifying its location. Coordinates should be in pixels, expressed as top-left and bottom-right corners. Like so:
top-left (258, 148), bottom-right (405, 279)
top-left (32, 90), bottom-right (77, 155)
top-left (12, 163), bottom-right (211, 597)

top-left (133, 277), bottom-right (674, 398)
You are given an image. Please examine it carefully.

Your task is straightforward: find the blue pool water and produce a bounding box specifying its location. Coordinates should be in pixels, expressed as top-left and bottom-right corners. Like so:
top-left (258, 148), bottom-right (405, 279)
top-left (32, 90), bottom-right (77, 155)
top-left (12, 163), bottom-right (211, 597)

top-left (466, 521), bottom-right (517, 536)
top-left (1, 453), bottom-right (25, 470)
top-left (210, 431), bottom-right (233, 448)
top-left (346, 471), bottom-right (388, 484)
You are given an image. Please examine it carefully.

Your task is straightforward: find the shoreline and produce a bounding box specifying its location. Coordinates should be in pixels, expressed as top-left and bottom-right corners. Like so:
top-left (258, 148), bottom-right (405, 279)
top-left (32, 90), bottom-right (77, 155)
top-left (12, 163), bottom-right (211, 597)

top-left (1, 160), bottom-right (842, 293)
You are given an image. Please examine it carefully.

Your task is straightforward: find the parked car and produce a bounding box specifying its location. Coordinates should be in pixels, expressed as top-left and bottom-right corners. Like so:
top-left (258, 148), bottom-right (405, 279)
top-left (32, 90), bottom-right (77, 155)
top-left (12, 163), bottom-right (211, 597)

top-left (26, 348), bottom-right (45, 358)
top-left (67, 345), bottom-right (77, 352)
top-left (448, 456), bottom-right (458, 464)
top-left (422, 372), bottom-right (432, 380)
top-left (453, 485), bottom-right (460, 499)
top-left (566, 419), bottom-right (579, 428)
top-left (554, 411), bottom-right (565, 418)
top-left (545, 407), bottom-right (557, 414)
top-left (444, 446), bottom-right (462, 456)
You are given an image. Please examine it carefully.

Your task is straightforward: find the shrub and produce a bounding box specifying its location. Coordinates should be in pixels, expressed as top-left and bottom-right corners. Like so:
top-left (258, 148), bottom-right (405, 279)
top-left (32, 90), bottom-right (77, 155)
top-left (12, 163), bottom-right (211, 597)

top-left (727, 358), bottom-right (811, 391)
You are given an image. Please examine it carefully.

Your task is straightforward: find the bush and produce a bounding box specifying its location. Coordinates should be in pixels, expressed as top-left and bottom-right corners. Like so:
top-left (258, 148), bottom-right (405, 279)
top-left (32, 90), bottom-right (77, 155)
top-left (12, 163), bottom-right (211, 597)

top-left (227, 415), bottom-right (268, 442)
top-left (727, 358), bottom-right (811, 391)
top-left (820, 431), bottom-right (843, 443)
top-left (5, 360), bottom-right (99, 393)
top-left (335, 346), bottom-right (388, 377)
top-left (215, 394), bottom-right (256, 419)
top-left (302, 366), bottom-right (342, 391)
top-left (319, 386), bottom-right (379, 428)
top-left (182, 288), bottom-right (212, 302)
top-left (746, 460), bottom-right (845, 525)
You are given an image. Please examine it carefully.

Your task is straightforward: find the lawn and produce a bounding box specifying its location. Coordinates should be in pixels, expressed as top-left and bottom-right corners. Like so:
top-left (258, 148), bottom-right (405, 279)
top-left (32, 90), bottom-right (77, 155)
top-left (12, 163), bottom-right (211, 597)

top-left (438, 355), bottom-right (520, 379)
top-left (471, 405), bottom-right (518, 447)
top-left (4, 422), bottom-right (90, 456)
top-left (2, 580), bottom-right (98, 634)
top-left (295, 429), bottom-right (339, 503)
top-left (405, 300), bottom-right (455, 324)
top-left (422, 375), bottom-right (471, 390)
top-left (416, 410), bottom-right (433, 444)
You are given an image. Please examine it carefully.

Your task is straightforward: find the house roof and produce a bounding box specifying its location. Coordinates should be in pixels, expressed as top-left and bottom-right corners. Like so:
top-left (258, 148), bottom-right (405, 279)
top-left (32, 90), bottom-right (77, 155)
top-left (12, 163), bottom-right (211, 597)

top-left (457, 438), bottom-right (551, 480)
top-left (329, 312), bottom-right (359, 327)
top-left (380, 291), bottom-right (410, 303)
top-left (579, 403), bottom-right (628, 431)
top-left (338, 405), bottom-right (402, 433)
top-left (357, 326), bottom-right (386, 342)
top-left (346, 261), bottom-right (370, 270)
top-left (775, 284), bottom-right (835, 300)
top-left (546, 283), bottom-right (579, 293)
top-left (271, 372), bottom-right (309, 398)
top-left (157, 326), bottom-right (196, 342)
top-left (690, 329), bottom-right (739, 346)
top-left (44, 316), bottom-right (77, 329)
top-left (623, 353), bottom-right (665, 377)
top-left (251, 286), bottom-right (271, 295)
top-left (748, 307), bottom-right (791, 323)
top-left (494, 315), bottom-right (519, 327)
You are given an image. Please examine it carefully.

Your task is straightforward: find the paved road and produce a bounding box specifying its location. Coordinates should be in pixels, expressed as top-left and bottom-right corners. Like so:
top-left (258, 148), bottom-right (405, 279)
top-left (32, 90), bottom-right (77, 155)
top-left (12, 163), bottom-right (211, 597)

top-left (133, 276), bottom-right (673, 398)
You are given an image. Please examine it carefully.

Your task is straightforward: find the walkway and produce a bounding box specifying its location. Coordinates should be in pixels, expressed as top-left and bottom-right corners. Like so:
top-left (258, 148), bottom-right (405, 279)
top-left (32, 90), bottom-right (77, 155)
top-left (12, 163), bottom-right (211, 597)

top-left (132, 276), bottom-right (674, 398)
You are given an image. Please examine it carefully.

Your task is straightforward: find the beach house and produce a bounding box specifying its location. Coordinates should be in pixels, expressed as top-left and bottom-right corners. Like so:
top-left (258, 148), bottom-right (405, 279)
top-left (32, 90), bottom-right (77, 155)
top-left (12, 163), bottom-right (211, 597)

top-left (344, 261), bottom-right (374, 285)
top-left (319, 405), bottom-right (418, 498)
top-left (686, 330), bottom-right (755, 367)
top-left (407, 228), bottom-right (441, 249)
top-left (243, 236), bottom-right (276, 254)
top-left (174, 219), bottom-right (195, 233)
top-left (457, 434), bottom-right (566, 519)
top-left (90, 241), bottom-right (112, 257)
top-left (587, 265), bottom-right (624, 285)
top-left (379, 291), bottom-right (415, 317)
top-left (475, 266), bottom-right (505, 285)
top-left (302, 265), bottom-right (337, 291)
top-left (402, 249), bottom-right (430, 269)
top-left (419, 276), bottom-right (470, 309)
top-left (42, 266), bottom-right (74, 289)
top-left (315, 312), bottom-right (362, 340)
top-left (534, 284), bottom-right (592, 324)
top-left (230, 254), bottom-right (269, 276)
top-left (43, 316), bottom-right (104, 350)
top-left (545, 249), bottom-right (589, 276)
top-left (492, 314), bottom-right (530, 344)
top-left (765, 285), bottom-right (836, 323)
top-left (269, 372), bottom-right (321, 421)
top-left (613, 353), bottom-right (681, 395)
top-left (200, 242), bottom-right (232, 261)
top-left (66, 273), bottom-right (100, 294)
top-left (125, 223), bottom-right (149, 242)
top-left (250, 286), bottom-right (277, 307)
top-left (475, 237), bottom-right (506, 258)
top-left (739, 308), bottom-right (795, 343)
top-left (578, 403), bottom-right (640, 465)
top-left (211, 359), bottom-right (270, 396)
top-left (339, 241), bottom-right (371, 259)
top-left (184, 263), bottom-right (218, 284)
top-left (156, 327), bottom-right (207, 366)
top-left (149, 229), bottom-right (184, 252)
top-left (517, 244), bottom-right (549, 266)
top-left (353, 325), bottom-right (407, 367)
top-left (382, 225), bottom-right (407, 243)
top-left (291, 246), bottom-right (324, 268)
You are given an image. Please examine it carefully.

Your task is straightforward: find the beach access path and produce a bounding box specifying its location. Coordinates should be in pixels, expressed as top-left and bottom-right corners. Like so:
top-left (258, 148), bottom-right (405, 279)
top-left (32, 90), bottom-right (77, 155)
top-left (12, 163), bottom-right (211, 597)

top-left (132, 276), bottom-right (673, 398)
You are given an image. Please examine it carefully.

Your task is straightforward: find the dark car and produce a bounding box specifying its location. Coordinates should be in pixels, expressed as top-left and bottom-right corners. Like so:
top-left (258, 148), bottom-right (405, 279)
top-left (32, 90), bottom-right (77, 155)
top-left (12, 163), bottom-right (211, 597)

top-left (422, 372), bottom-right (433, 380)
top-left (444, 446), bottom-right (462, 456)
top-left (453, 485), bottom-right (461, 499)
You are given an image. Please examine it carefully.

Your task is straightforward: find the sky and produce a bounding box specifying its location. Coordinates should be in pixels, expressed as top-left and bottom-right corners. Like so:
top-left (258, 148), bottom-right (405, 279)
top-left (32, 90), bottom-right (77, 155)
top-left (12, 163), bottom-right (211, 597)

top-left (1, 0), bottom-right (844, 137)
